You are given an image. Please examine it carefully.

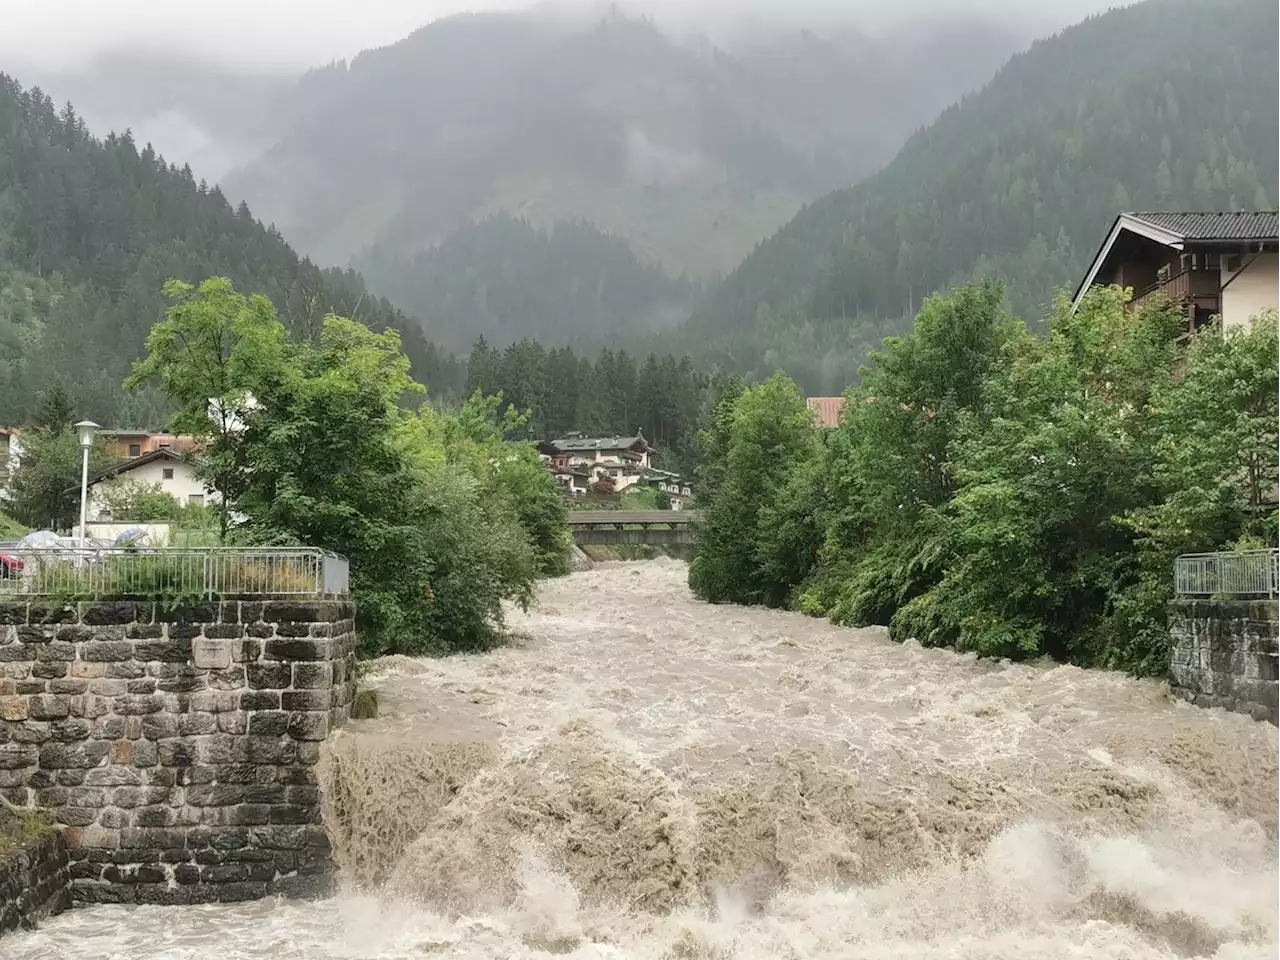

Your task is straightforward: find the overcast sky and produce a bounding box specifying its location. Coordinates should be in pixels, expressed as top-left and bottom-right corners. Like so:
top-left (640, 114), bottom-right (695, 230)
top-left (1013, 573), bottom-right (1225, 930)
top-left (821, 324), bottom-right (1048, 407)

top-left (4, 0), bottom-right (1121, 72)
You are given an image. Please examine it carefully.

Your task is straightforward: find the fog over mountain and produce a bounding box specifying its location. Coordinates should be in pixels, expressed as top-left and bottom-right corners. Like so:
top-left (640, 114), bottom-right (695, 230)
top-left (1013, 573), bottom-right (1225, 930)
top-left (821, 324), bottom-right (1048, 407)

top-left (1, 0), bottom-right (1125, 355)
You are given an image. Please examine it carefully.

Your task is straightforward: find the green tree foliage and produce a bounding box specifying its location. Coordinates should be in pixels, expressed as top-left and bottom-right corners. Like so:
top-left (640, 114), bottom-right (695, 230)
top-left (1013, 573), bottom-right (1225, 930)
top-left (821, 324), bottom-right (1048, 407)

top-left (0, 75), bottom-right (463, 426)
top-left (132, 278), bottom-right (564, 655)
top-left (7, 393), bottom-right (113, 531)
top-left (126, 278), bottom-right (288, 539)
top-left (694, 283), bottom-right (1278, 676)
top-left (94, 477), bottom-right (183, 523)
top-left (688, 373), bottom-right (820, 607)
top-left (677, 0), bottom-right (1278, 395)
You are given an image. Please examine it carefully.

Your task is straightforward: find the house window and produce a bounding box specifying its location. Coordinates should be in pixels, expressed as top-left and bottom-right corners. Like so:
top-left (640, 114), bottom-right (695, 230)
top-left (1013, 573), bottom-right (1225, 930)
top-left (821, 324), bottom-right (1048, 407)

top-left (188, 494), bottom-right (204, 506)
top-left (128, 444), bottom-right (141, 458)
top-left (162, 468), bottom-right (174, 480)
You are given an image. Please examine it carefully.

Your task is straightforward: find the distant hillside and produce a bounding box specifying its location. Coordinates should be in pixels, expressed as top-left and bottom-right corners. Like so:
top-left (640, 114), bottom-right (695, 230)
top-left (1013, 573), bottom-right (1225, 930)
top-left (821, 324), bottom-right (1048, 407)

top-left (0, 75), bottom-right (463, 426)
top-left (222, 11), bottom-right (1020, 280)
top-left (356, 215), bottom-right (701, 354)
top-left (678, 0), bottom-right (1279, 395)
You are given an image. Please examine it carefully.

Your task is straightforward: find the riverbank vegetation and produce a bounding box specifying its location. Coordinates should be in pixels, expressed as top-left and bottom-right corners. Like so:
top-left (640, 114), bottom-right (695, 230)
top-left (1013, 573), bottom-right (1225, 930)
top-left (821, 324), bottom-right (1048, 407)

top-left (690, 282), bottom-right (1278, 674)
top-left (128, 277), bottom-right (569, 657)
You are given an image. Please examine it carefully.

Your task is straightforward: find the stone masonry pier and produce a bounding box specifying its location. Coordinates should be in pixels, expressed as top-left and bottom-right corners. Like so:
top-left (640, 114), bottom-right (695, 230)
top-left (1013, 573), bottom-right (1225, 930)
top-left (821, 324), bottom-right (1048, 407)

top-left (0, 598), bottom-right (356, 904)
top-left (1168, 598), bottom-right (1278, 725)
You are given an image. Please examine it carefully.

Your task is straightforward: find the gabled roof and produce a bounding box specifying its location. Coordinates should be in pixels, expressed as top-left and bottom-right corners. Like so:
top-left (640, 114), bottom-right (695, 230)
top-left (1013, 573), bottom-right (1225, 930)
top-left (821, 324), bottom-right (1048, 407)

top-left (1072, 211), bottom-right (1279, 309)
top-left (1126, 212), bottom-right (1278, 241)
top-left (86, 448), bottom-right (196, 486)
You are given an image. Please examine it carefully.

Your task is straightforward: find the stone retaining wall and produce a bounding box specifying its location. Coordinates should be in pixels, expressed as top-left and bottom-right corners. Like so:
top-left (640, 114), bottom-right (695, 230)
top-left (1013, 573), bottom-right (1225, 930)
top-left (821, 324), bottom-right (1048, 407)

top-left (0, 831), bottom-right (69, 933)
top-left (0, 598), bottom-right (356, 904)
top-left (1168, 599), bottom-right (1279, 725)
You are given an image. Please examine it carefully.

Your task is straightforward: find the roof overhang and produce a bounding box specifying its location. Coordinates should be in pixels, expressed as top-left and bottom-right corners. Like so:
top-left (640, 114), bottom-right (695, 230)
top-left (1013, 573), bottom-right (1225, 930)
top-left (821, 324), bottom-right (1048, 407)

top-left (1071, 214), bottom-right (1189, 310)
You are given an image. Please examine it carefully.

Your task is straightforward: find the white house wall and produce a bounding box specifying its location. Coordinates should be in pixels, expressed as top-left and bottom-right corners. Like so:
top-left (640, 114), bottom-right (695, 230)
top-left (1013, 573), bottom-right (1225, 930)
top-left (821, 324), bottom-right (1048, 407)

top-left (89, 460), bottom-right (219, 521)
top-left (1220, 252), bottom-right (1279, 331)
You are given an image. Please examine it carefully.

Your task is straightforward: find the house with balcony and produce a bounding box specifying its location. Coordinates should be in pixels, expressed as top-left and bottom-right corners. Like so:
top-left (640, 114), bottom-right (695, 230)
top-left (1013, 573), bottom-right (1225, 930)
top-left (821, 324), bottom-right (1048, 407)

top-left (1072, 212), bottom-right (1278, 335)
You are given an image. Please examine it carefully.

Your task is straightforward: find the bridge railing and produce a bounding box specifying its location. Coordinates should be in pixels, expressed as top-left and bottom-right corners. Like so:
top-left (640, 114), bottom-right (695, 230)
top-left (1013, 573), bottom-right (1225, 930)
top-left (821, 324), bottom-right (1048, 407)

top-left (0, 546), bottom-right (349, 600)
top-left (1174, 549), bottom-right (1278, 599)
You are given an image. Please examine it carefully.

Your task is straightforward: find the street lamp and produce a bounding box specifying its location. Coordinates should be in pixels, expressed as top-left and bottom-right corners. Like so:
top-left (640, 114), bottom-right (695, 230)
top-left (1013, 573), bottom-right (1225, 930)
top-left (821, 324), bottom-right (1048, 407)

top-left (74, 420), bottom-right (99, 545)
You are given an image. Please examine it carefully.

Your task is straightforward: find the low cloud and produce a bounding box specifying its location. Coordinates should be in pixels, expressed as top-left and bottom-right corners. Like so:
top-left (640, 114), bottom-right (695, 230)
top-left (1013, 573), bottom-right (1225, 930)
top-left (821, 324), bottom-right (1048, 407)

top-left (3, 0), bottom-right (1121, 72)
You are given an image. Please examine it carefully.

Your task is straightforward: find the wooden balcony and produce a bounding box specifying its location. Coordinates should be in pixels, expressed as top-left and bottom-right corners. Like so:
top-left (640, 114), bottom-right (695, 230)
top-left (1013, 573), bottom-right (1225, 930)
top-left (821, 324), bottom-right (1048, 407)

top-left (1131, 267), bottom-right (1220, 312)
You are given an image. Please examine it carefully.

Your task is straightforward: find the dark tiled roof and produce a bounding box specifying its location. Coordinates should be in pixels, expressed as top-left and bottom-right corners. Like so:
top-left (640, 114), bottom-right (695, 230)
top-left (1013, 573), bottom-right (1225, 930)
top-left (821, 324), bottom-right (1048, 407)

top-left (548, 434), bottom-right (648, 452)
top-left (1129, 212), bottom-right (1278, 241)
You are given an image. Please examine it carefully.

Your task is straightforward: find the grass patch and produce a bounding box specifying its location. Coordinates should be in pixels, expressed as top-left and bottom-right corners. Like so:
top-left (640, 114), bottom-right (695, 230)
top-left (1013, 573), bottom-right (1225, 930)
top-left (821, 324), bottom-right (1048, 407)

top-left (0, 804), bottom-right (56, 859)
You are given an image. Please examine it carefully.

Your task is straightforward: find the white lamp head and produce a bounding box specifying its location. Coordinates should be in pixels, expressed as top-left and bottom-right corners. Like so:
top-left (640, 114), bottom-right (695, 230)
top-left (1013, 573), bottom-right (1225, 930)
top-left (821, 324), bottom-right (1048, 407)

top-left (74, 420), bottom-right (101, 449)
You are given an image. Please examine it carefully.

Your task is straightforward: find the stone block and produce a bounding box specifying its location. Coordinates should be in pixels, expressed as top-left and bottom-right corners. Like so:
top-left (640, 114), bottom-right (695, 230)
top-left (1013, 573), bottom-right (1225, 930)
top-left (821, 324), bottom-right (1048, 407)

top-left (264, 638), bottom-right (328, 662)
top-left (232, 640), bottom-right (262, 663)
top-left (0, 643), bottom-right (34, 662)
top-left (155, 602), bottom-right (218, 625)
top-left (177, 713), bottom-right (218, 736)
top-left (241, 691), bottom-right (280, 711)
top-left (193, 638), bottom-right (232, 670)
top-left (126, 623), bottom-right (165, 640)
top-left (29, 694), bottom-right (70, 720)
top-left (203, 624), bottom-right (244, 640)
top-left (140, 714), bottom-right (179, 740)
top-left (248, 712), bottom-right (290, 737)
top-left (291, 663), bottom-right (330, 689)
top-left (31, 660), bottom-right (69, 679)
top-left (186, 783), bottom-right (245, 807)
top-left (133, 639), bottom-right (193, 662)
top-left (59, 807), bottom-right (99, 827)
top-left (29, 603), bottom-right (78, 625)
top-left (275, 622), bottom-right (312, 638)
top-left (0, 603), bottom-right (26, 625)
top-left (288, 712), bottom-right (330, 742)
top-left (158, 739), bottom-right (199, 767)
top-left (282, 691), bottom-right (330, 716)
top-left (208, 667), bottom-right (246, 691)
top-left (81, 641), bottom-right (134, 663)
top-left (35, 641), bottom-right (78, 662)
top-left (105, 660), bottom-right (147, 680)
top-left (50, 718), bottom-right (90, 741)
top-left (49, 678), bottom-right (89, 695)
top-left (246, 663), bottom-right (291, 690)
top-left (16, 680), bottom-right (46, 694)
top-left (217, 711), bottom-right (248, 735)
top-left (11, 722), bottom-right (50, 744)
top-left (82, 602), bottom-right (137, 626)
top-left (0, 696), bottom-right (28, 721)
top-left (114, 693), bottom-right (163, 715)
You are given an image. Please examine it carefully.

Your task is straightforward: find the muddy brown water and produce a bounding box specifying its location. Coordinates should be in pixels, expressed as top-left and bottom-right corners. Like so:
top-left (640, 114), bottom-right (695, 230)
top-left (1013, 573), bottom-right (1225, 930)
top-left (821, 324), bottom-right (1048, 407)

top-left (8, 559), bottom-right (1278, 959)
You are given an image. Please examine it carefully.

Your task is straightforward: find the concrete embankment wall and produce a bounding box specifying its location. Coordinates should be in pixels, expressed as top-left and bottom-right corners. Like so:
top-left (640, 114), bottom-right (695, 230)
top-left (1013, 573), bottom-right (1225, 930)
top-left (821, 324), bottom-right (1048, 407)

top-left (0, 598), bottom-right (356, 905)
top-left (1168, 599), bottom-right (1278, 725)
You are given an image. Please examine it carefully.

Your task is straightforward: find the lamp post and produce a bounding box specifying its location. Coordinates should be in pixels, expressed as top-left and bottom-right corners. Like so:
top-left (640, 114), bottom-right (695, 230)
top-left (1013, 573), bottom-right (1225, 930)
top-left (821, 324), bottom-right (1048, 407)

top-left (74, 420), bottom-right (100, 546)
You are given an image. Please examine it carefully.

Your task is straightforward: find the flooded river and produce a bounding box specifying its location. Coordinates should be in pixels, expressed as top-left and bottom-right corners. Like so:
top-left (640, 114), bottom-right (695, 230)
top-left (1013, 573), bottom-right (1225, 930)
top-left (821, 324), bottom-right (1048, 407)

top-left (8, 560), bottom-right (1278, 959)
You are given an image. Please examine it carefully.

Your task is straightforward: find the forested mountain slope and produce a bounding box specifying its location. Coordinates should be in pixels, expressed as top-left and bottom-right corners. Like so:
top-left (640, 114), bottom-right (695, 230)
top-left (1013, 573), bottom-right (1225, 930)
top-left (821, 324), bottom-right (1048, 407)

top-left (222, 11), bottom-right (1020, 280)
top-left (356, 215), bottom-right (701, 353)
top-left (678, 0), bottom-right (1279, 395)
top-left (0, 76), bottom-right (463, 426)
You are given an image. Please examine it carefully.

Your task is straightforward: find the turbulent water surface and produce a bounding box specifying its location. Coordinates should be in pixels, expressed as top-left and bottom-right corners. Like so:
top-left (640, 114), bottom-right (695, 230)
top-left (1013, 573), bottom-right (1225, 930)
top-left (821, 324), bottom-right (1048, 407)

top-left (9, 560), bottom-right (1279, 959)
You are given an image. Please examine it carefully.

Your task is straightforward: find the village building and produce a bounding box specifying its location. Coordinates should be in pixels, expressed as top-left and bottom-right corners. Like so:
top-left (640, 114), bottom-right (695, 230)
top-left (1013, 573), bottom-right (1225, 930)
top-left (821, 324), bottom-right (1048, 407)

top-left (83, 448), bottom-right (219, 520)
top-left (806, 397), bottom-right (846, 429)
top-left (1072, 211), bottom-right (1278, 336)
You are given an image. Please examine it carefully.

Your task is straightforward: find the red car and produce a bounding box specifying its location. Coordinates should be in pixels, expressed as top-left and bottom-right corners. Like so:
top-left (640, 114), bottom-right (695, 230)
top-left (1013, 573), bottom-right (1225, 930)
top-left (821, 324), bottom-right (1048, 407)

top-left (0, 551), bottom-right (23, 579)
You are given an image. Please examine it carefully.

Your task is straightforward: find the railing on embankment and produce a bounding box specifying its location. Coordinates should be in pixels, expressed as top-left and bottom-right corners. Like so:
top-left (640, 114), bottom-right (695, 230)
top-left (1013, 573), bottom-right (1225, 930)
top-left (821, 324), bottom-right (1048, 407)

top-left (0, 547), bottom-right (349, 600)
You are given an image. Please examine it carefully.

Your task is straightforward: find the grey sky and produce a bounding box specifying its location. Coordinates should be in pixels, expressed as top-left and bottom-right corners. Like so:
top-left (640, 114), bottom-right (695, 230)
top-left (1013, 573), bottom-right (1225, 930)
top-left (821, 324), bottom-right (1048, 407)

top-left (3, 0), bottom-right (1121, 72)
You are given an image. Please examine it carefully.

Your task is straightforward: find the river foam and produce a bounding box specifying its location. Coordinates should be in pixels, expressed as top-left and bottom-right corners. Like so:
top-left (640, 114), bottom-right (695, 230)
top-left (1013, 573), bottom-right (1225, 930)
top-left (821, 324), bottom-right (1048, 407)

top-left (7, 559), bottom-right (1277, 958)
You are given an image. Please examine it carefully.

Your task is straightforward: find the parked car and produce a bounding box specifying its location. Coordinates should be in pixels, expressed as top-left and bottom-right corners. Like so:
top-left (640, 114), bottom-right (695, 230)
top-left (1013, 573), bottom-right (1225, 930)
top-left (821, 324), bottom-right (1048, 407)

top-left (0, 549), bottom-right (23, 578)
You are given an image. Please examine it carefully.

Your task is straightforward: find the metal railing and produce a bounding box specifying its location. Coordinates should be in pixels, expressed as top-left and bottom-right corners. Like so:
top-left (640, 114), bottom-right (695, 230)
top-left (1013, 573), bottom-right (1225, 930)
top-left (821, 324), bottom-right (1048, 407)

top-left (0, 546), bottom-right (349, 600)
top-left (1174, 549), bottom-right (1279, 599)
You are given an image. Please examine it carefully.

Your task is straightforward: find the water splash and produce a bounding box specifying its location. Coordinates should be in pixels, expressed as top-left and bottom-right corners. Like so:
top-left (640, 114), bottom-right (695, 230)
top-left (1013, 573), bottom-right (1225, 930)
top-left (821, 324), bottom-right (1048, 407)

top-left (7, 560), bottom-right (1276, 959)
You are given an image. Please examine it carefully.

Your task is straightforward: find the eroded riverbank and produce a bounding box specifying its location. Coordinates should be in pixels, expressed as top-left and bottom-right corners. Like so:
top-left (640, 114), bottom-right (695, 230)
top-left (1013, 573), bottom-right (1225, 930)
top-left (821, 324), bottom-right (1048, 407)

top-left (7, 559), bottom-right (1278, 958)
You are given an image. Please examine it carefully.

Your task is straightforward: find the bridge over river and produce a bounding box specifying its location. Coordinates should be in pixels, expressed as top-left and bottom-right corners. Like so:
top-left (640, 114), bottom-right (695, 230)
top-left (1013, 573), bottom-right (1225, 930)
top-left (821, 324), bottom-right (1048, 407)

top-left (567, 510), bottom-right (698, 547)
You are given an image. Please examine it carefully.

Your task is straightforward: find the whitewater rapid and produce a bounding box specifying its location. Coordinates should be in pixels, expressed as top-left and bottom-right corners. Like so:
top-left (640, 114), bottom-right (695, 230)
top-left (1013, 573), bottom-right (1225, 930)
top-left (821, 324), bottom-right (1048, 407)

top-left (7, 559), bottom-right (1278, 959)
